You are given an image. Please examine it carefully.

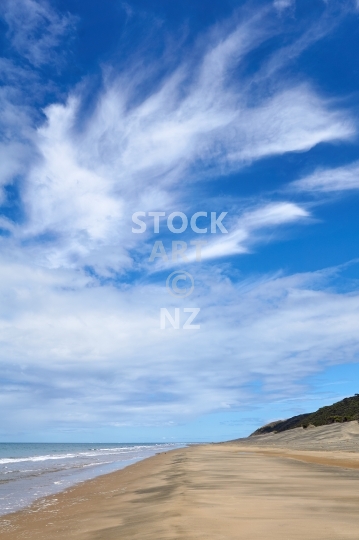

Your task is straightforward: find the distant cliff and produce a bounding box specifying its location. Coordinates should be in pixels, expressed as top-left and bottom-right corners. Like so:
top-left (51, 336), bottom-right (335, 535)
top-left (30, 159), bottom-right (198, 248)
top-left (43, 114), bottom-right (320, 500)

top-left (250, 394), bottom-right (359, 436)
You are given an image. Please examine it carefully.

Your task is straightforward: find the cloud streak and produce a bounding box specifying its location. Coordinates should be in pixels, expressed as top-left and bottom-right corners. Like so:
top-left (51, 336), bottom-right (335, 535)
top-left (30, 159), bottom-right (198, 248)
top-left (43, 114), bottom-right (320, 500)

top-left (185, 202), bottom-right (309, 262)
top-left (291, 161), bottom-right (359, 193)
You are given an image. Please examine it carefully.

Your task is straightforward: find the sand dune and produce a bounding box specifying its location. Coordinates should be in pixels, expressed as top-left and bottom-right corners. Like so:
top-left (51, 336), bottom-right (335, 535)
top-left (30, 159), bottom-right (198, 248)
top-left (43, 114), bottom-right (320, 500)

top-left (232, 419), bottom-right (359, 451)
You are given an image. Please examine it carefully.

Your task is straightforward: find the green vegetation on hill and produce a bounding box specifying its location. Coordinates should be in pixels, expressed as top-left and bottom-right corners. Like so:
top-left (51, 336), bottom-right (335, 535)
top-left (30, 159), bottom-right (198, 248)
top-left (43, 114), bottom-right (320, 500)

top-left (250, 394), bottom-right (359, 436)
top-left (302, 394), bottom-right (359, 428)
top-left (250, 414), bottom-right (310, 436)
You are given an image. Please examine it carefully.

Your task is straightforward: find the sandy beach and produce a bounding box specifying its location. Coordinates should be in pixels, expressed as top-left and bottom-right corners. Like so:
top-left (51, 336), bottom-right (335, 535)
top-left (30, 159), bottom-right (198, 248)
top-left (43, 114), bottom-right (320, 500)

top-left (1, 428), bottom-right (359, 540)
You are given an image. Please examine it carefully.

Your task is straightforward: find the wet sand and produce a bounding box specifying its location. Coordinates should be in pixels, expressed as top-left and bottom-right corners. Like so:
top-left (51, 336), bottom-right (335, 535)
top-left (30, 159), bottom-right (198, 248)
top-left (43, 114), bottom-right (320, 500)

top-left (1, 441), bottom-right (359, 540)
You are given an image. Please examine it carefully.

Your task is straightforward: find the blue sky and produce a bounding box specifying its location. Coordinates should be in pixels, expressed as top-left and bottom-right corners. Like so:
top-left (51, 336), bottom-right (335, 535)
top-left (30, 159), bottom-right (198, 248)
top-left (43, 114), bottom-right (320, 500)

top-left (1, 0), bottom-right (359, 442)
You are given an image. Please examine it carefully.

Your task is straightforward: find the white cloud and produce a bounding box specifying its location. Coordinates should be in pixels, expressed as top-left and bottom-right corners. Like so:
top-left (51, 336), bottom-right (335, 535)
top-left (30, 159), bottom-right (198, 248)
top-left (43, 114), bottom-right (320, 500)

top-left (291, 161), bottom-right (359, 193)
top-left (0, 0), bottom-right (75, 202)
top-left (239, 201), bottom-right (309, 228)
top-left (2, 0), bottom-right (75, 67)
top-left (0, 260), bottom-right (359, 433)
top-left (0, 86), bottom-right (35, 198)
top-left (188, 202), bottom-right (309, 261)
top-left (227, 85), bottom-right (353, 161)
top-left (13, 19), bottom-right (354, 272)
top-left (274, 0), bottom-right (294, 11)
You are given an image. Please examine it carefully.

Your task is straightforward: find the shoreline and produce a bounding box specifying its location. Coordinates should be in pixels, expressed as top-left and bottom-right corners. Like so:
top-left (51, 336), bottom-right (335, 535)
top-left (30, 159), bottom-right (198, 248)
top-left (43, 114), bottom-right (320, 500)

top-left (0, 443), bottom-right (186, 517)
top-left (1, 444), bottom-right (359, 539)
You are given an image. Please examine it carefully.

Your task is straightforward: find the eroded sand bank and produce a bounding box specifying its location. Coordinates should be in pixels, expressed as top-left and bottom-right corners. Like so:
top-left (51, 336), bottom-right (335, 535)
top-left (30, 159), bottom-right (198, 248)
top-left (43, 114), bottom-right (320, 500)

top-left (1, 440), bottom-right (359, 540)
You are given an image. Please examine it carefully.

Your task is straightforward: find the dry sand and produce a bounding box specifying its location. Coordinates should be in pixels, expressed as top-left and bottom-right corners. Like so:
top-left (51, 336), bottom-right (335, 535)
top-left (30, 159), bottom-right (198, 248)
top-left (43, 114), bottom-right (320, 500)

top-left (233, 419), bottom-right (359, 452)
top-left (1, 423), bottom-right (359, 539)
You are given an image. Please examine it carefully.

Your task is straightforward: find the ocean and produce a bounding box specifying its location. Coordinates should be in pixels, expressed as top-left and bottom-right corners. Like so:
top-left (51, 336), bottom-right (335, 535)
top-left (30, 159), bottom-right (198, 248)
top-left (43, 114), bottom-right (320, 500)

top-left (0, 442), bottom-right (185, 516)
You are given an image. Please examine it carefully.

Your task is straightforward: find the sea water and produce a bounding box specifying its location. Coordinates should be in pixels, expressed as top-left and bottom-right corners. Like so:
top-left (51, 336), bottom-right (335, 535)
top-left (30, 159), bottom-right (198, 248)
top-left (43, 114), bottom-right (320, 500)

top-left (0, 442), bottom-right (184, 515)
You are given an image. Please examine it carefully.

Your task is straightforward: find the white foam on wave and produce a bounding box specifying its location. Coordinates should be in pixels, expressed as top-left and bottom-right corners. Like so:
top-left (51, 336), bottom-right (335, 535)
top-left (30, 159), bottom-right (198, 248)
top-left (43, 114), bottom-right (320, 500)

top-left (0, 444), bottom-right (170, 466)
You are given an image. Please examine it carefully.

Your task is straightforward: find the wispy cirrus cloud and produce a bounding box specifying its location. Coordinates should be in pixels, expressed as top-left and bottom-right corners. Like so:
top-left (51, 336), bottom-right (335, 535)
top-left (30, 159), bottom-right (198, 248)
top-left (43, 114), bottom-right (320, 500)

top-left (291, 161), bottom-right (359, 193)
top-left (142, 202), bottom-right (309, 271)
top-left (1, 0), bottom-right (76, 68)
top-left (183, 202), bottom-right (310, 262)
top-left (0, 1), bottom-right (76, 203)
top-left (6, 8), bottom-right (353, 272)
